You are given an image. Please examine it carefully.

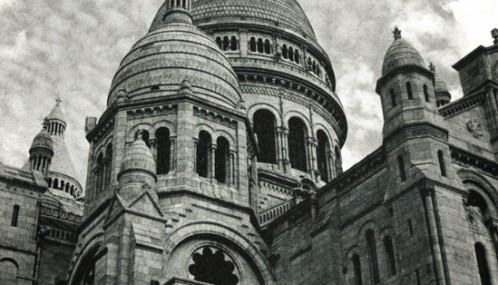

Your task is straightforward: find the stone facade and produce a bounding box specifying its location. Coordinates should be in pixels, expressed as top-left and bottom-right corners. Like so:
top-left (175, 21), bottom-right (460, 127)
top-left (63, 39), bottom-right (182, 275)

top-left (1, 1), bottom-right (498, 285)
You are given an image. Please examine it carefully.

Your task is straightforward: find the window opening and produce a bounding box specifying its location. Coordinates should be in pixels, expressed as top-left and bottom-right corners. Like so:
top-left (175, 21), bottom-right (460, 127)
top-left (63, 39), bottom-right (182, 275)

top-left (253, 110), bottom-right (277, 164)
top-left (288, 117), bottom-right (308, 172)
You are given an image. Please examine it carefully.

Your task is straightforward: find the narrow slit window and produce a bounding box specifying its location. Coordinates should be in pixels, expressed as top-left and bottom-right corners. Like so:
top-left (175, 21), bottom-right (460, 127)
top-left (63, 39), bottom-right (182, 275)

top-left (11, 205), bottom-right (19, 227)
top-left (264, 39), bottom-right (271, 54)
top-left (438, 150), bottom-right (446, 177)
top-left (366, 230), bottom-right (380, 284)
top-left (390, 89), bottom-right (396, 107)
top-left (352, 254), bottom-right (363, 285)
top-left (257, 38), bottom-right (264, 53)
top-left (249, 37), bottom-right (256, 52)
top-left (406, 82), bottom-right (413, 100)
top-left (383, 236), bottom-right (397, 276)
top-left (397, 155), bottom-right (406, 181)
top-left (423, 84), bottom-right (430, 102)
top-left (475, 243), bottom-right (491, 285)
top-left (230, 36), bottom-right (237, 51)
top-left (196, 131), bottom-right (211, 178)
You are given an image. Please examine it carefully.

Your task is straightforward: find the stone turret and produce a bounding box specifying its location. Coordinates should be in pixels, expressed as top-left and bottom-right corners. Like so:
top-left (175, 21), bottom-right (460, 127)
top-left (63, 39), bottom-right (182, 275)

top-left (28, 119), bottom-right (53, 175)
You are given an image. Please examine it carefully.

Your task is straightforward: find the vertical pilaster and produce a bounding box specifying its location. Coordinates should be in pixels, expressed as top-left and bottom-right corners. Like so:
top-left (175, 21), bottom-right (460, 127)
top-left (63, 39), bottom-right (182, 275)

top-left (210, 144), bottom-right (217, 182)
top-left (421, 187), bottom-right (446, 285)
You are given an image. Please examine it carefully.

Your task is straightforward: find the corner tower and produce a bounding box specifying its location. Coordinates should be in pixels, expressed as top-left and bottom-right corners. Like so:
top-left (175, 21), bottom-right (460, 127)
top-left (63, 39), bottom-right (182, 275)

top-left (71, 2), bottom-right (272, 284)
top-left (150, 0), bottom-right (348, 221)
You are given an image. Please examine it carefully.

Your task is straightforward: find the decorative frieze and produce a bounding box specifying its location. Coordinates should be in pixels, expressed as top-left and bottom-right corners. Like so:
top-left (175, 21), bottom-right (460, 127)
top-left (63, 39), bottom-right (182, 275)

top-left (127, 104), bottom-right (178, 120)
top-left (385, 124), bottom-right (448, 151)
top-left (450, 146), bottom-right (498, 176)
top-left (193, 105), bottom-right (238, 129)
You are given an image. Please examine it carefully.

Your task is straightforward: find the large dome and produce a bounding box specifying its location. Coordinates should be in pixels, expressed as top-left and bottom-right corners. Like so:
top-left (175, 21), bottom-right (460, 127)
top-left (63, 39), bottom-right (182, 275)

top-left (108, 22), bottom-right (241, 108)
top-left (150, 0), bottom-right (317, 41)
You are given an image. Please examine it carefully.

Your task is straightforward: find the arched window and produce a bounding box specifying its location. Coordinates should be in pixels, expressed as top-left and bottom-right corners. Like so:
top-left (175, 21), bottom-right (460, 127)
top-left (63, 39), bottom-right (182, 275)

top-left (104, 144), bottom-right (113, 188)
top-left (196, 131), bottom-right (211, 178)
top-left (438, 150), bottom-right (446, 177)
top-left (96, 153), bottom-right (104, 192)
top-left (352, 254), bottom-right (363, 285)
top-left (475, 243), bottom-right (491, 285)
top-left (397, 155), bottom-right (406, 181)
top-left (390, 89), bottom-right (397, 107)
top-left (383, 236), bottom-right (397, 276)
top-left (47, 177), bottom-right (52, 188)
top-left (257, 38), bottom-right (264, 53)
top-left (249, 37), bottom-right (256, 52)
top-left (216, 37), bottom-right (222, 50)
top-left (317, 65), bottom-right (321, 77)
top-left (156, 128), bottom-right (171, 175)
top-left (230, 36), bottom-right (237, 51)
top-left (295, 49), bottom-right (300, 63)
top-left (282, 44), bottom-right (288, 59)
top-left (406, 82), bottom-right (413, 100)
top-left (53, 178), bottom-right (59, 189)
top-left (289, 47), bottom-right (294, 62)
top-left (223, 36), bottom-right (229, 51)
top-left (65, 183), bottom-right (70, 193)
top-left (423, 84), bottom-right (430, 102)
top-left (73, 248), bottom-right (99, 285)
top-left (466, 191), bottom-right (489, 217)
top-left (136, 130), bottom-right (151, 148)
top-left (253, 110), bottom-right (276, 164)
top-left (11, 205), bottom-right (20, 227)
top-left (0, 259), bottom-right (18, 284)
top-left (317, 130), bottom-right (330, 182)
top-left (366, 230), bottom-right (380, 284)
top-left (312, 61), bottom-right (317, 74)
top-left (215, 137), bottom-right (230, 183)
top-left (264, 39), bottom-right (271, 54)
top-left (60, 180), bottom-right (65, 190)
top-left (288, 117), bottom-right (307, 172)
top-left (70, 186), bottom-right (75, 196)
top-left (307, 57), bottom-right (312, 71)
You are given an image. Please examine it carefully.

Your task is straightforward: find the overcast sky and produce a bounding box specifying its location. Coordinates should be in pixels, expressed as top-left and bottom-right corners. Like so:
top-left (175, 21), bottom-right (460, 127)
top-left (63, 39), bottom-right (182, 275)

top-left (0, 0), bottom-right (497, 186)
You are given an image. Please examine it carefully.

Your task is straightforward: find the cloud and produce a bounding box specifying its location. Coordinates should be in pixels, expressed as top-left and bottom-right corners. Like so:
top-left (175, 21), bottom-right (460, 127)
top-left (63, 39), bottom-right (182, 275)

top-left (0, 0), bottom-right (496, 185)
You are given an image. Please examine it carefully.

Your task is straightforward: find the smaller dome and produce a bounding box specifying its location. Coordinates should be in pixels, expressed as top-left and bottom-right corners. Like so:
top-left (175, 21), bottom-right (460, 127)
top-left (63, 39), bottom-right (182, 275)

top-left (382, 28), bottom-right (426, 76)
top-left (119, 131), bottom-right (156, 179)
top-left (30, 128), bottom-right (54, 154)
top-left (435, 77), bottom-right (449, 94)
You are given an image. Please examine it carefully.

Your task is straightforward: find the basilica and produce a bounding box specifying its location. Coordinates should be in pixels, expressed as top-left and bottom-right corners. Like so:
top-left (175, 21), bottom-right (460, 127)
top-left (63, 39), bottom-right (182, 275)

top-left (1, 0), bottom-right (498, 284)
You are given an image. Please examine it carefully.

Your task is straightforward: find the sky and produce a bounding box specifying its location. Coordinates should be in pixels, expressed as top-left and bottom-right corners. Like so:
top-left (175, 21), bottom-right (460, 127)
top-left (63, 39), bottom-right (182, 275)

top-left (0, 0), bottom-right (497, 186)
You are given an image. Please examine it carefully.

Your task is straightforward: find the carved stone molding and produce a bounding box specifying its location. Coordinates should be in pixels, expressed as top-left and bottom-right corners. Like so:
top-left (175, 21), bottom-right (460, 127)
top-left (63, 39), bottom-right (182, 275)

top-left (193, 106), bottom-right (238, 129)
top-left (386, 124), bottom-right (448, 151)
top-left (127, 104), bottom-right (178, 120)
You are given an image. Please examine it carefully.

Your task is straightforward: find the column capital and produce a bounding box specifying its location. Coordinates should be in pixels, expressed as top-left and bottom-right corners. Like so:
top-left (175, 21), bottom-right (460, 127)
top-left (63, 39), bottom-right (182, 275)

top-left (420, 186), bottom-right (435, 198)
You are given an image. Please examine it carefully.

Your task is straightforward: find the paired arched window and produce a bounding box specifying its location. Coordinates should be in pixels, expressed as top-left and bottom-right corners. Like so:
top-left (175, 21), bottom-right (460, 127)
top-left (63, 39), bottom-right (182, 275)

top-left (156, 127), bottom-right (171, 175)
top-left (475, 243), bottom-right (491, 285)
top-left (316, 130), bottom-right (330, 182)
top-left (215, 137), bottom-right (230, 183)
top-left (253, 110), bottom-right (276, 164)
top-left (288, 117), bottom-right (307, 172)
top-left (282, 44), bottom-right (301, 63)
top-left (196, 131), bottom-right (212, 178)
top-left (366, 230), bottom-right (380, 284)
top-left (397, 155), bottom-right (407, 181)
top-left (406, 82), bottom-right (413, 100)
top-left (216, 36), bottom-right (238, 51)
top-left (11, 205), bottom-right (19, 227)
top-left (383, 236), bottom-right (397, 276)
top-left (352, 254), bottom-right (363, 285)
top-left (437, 150), bottom-right (446, 177)
top-left (423, 84), bottom-right (430, 102)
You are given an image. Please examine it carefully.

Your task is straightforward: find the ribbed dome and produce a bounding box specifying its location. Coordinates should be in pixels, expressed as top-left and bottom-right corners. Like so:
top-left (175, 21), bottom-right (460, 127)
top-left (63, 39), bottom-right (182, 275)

top-left (150, 0), bottom-right (316, 41)
top-left (30, 129), bottom-right (53, 154)
top-left (382, 29), bottom-right (425, 76)
top-left (435, 77), bottom-right (449, 94)
top-left (108, 22), bottom-right (241, 108)
top-left (119, 135), bottom-right (156, 178)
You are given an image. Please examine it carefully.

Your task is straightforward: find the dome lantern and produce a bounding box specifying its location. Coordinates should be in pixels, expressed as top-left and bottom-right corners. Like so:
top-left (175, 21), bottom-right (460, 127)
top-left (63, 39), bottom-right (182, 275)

top-left (162, 0), bottom-right (193, 25)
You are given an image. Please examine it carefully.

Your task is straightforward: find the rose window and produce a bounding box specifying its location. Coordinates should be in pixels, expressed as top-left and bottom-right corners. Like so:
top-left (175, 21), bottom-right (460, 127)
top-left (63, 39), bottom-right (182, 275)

top-left (188, 247), bottom-right (239, 285)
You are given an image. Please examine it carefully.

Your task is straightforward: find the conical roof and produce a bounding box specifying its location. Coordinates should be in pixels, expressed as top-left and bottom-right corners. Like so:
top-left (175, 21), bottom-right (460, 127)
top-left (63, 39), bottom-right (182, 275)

top-left (47, 98), bottom-right (66, 122)
top-left (382, 28), bottom-right (426, 76)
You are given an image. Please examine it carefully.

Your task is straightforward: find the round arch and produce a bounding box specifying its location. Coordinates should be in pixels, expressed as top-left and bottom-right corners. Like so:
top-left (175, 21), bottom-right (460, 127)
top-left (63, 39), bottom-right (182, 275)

top-left (165, 222), bottom-right (275, 285)
top-left (283, 111), bottom-right (311, 136)
top-left (153, 120), bottom-right (177, 137)
top-left (247, 104), bottom-right (282, 127)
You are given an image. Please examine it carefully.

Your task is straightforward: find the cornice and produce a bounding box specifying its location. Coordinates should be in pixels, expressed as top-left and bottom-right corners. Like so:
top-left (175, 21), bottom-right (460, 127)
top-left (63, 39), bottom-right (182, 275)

top-left (450, 146), bottom-right (498, 177)
top-left (439, 92), bottom-right (486, 118)
top-left (376, 65), bottom-right (435, 94)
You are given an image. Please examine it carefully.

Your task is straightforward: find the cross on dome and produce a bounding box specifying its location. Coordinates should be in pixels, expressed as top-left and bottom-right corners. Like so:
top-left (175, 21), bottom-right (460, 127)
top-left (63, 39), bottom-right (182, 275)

top-left (393, 26), bottom-right (402, 40)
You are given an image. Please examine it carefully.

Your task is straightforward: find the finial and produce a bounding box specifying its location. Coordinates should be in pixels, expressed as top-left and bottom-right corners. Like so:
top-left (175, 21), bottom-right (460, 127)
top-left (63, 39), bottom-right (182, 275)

top-left (492, 28), bottom-right (498, 45)
top-left (135, 129), bottom-right (143, 141)
top-left (56, 97), bottom-right (62, 104)
top-left (429, 62), bottom-right (436, 73)
top-left (393, 26), bottom-right (402, 40)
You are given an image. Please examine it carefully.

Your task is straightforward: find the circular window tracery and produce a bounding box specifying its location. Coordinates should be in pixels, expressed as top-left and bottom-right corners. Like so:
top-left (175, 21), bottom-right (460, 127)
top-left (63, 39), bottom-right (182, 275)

top-left (188, 246), bottom-right (239, 285)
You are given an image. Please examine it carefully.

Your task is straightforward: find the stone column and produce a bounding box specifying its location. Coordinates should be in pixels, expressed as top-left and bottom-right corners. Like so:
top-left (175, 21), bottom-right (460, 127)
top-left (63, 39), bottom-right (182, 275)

top-left (170, 136), bottom-right (177, 172)
top-left (278, 127), bottom-right (290, 172)
top-left (210, 144), bottom-right (217, 182)
top-left (420, 187), bottom-right (446, 285)
top-left (193, 138), bottom-right (198, 175)
top-left (307, 137), bottom-right (317, 176)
